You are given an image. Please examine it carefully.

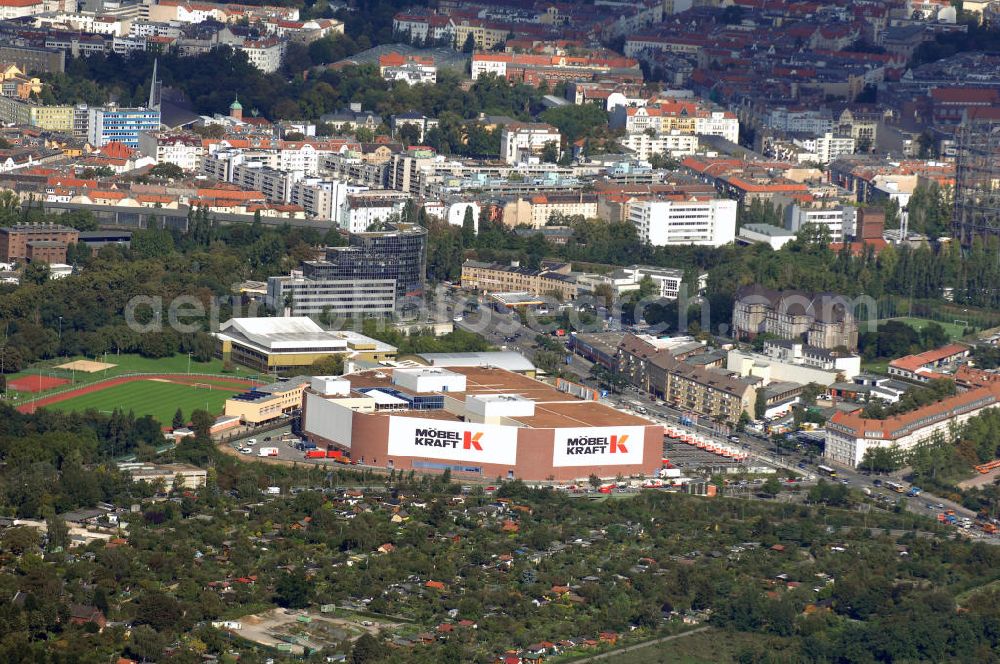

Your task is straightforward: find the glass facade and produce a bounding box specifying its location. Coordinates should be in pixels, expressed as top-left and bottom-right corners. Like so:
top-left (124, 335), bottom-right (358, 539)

top-left (304, 224), bottom-right (427, 298)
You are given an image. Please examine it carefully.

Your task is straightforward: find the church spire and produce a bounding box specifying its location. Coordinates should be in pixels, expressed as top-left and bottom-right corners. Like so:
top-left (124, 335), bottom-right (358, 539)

top-left (148, 58), bottom-right (161, 110)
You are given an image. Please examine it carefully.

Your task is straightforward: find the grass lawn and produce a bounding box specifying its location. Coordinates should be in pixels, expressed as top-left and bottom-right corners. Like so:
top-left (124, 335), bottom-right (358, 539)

top-left (861, 359), bottom-right (889, 375)
top-left (43, 379), bottom-right (241, 425)
top-left (6, 353), bottom-right (261, 397)
top-left (881, 317), bottom-right (969, 341)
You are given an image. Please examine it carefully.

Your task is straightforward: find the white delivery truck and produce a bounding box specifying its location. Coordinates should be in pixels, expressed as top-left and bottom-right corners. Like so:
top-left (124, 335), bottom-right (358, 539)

top-left (258, 447), bottom-right (279, 457)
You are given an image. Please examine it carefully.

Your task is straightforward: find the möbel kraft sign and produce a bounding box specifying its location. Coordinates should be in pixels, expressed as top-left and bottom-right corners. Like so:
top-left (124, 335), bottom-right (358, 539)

top-left (387, 417), bottom-right (517, 465)
top-left (552, 426), bottom-right (646, 467)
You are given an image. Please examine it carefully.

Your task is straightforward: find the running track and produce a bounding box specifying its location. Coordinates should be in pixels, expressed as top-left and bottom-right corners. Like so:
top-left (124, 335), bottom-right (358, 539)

top-left (16, 374), bottom-right (261, 414)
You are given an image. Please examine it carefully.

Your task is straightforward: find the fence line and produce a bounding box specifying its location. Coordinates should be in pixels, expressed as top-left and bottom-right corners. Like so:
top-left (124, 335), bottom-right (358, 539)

top-left (11, 372), bottom-right (267, 407)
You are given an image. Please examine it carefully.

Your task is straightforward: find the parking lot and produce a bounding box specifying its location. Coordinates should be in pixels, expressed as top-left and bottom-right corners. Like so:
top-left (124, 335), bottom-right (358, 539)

top-left (227, 425), bottom-right (347, 467)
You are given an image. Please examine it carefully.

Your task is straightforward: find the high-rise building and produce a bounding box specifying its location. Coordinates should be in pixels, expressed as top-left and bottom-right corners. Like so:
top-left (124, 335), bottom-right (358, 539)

top-left (954, 108), bottom-right (1000, 245)
top-left (304, 224), bottom-right (427, 298)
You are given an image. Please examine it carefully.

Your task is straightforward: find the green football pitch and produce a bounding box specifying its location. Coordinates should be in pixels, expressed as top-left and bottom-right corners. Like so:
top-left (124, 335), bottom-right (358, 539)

top-left (44, 379), bottom-right (243, 426)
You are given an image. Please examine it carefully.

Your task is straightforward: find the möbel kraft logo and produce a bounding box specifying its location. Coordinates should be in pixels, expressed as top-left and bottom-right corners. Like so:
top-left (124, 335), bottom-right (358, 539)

top-left (563, 433), bottom-right (628, 455)
top-left (412, 428), bottom-right (484, 451)
top-left (553, 426), bottom-right (644, 466)
top-left (388, 418), bottom-right (517, 465)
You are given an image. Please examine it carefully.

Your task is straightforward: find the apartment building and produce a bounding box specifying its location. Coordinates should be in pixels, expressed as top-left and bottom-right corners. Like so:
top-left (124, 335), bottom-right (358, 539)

top-left (763, 107), bottom-right (834, 134)
top-left (611, 98), bottom-right (739, 144)
top-left (500, 122), bottom-right (561, 164)
top-left (470, 51), bottom-right (641, 86)
top-left (289, 178), bottom-right (365, 220)
top-left (629, 197), bottom-right (737, 247)
top-left (619, 131), bottom-right (698, 161)
top-left (338, 191), bottom-right (408, 233)
top-left (732, 285), bottom-right (859, 351)
top-left (826, 383), bottom-right (1000, 467)
top-left (0, 0), bottom-right (44, 20)
top-left (138, 132), bottom-right (204, 171)
top-left (231, 162), bottom-right (302, 204)
top-left (784, 203), bottom-right (855, 243)
top-left (0, 97), bottom-right (74, 132)
top-left (460, 260), bottom-right (578, 301)
top-left (238, 38), bottom-right (285, 72)
top-left (500, 193), bottom-right (598, 228)
top-left (617, 333), bottom-right (756, 425)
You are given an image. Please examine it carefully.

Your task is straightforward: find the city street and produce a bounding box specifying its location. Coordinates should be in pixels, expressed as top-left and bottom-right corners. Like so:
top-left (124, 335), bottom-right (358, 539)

top-left (446, 293), bottom-right (982, 527)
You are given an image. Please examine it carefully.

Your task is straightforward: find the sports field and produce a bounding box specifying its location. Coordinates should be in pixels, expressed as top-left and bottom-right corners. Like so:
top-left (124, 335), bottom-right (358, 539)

top-left (5, 353), bottom-right (261, 397)
top-left (880, 317), bottom-right (968, 341)
top-left (39, 377), bottom-right (246, 425)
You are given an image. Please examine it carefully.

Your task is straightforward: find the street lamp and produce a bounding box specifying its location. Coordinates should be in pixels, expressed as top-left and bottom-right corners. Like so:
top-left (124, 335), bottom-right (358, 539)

top-left (187, 352), bottom-right (192, 374)
top-left (57, 316), bottom-right (63, 351)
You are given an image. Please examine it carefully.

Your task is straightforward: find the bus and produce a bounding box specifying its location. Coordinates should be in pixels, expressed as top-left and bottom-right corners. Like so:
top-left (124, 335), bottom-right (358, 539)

top-left (885, 481), bottom-right (905, 494)
top-left (817, 465), bottom-right (837, 478)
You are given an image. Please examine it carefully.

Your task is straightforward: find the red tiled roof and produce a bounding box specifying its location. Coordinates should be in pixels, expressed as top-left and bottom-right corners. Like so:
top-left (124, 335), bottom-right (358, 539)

top-left (888, 343), bottom-right (969, 373)
top-left (830, 382), bottom-right (1000, 440)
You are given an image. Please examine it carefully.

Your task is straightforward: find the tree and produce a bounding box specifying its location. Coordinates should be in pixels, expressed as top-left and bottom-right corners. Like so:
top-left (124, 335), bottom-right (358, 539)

top-left (127, 625), bottom-right (167, 663)
top-left (310, 354), bottom-right (344, 376)
top-left (134, 592), bottom-right (184, 631)
top-left (859, 446), bottom-right (900, 474)
top-left (541, 141), bottom-right (559, 163)
top-left (588, 473), bottom-right (601, 489)
top-left (397, 122), bottom-right (421, 146)
top-left (23, 261), bottom-right (50, 285)
top-left (275, 569), bottom-right (311, 608)
top-left (189, 409), bottom-right (214, 439)
top-left (351, 633), bottom-right (387, 664)
top-left (45, 514), bottom-right (69, 551)
top-left (461, 33), bottom-right (476, 53)
top-left (1, 526), bottom-right (40, 555)
top-left (754, 388), bottom-right (767, 420)
top-left (461, 206), bottom-right (476, 246)
top-left (172, 408), bottom-right (185, 430)
top-left (147, 163), bottom-right (184, 179)
top-left (761, 477), bottom-right (782, 497)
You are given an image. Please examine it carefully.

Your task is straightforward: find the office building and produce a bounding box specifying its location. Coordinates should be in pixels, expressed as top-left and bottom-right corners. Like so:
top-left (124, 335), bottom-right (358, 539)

top-left (224, 375), bottom-right (311, 425)
top-left (87, 105), bottom-right (161, 147)
top-left (629, 198), bottom-right (737, 247)
top-left (266, 273), bottom-right (397, 317)
top-left (460, 260), bottom-right (578, 301)
top-left (306, 224), bottom-right (427, 298)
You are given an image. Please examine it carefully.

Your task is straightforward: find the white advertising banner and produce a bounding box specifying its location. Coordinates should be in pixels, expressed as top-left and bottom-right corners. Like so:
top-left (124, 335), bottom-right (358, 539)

top-left (387, 417), bottom-right (518, 465)
top-left (552, 426), bottom-right (646, 467)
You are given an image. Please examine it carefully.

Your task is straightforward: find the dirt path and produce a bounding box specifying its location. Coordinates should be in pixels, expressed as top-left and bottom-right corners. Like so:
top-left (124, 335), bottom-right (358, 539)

top-left (570, 626), bottom-right (711, 662)
top-left (16, 374), bottom-right (259, 414)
